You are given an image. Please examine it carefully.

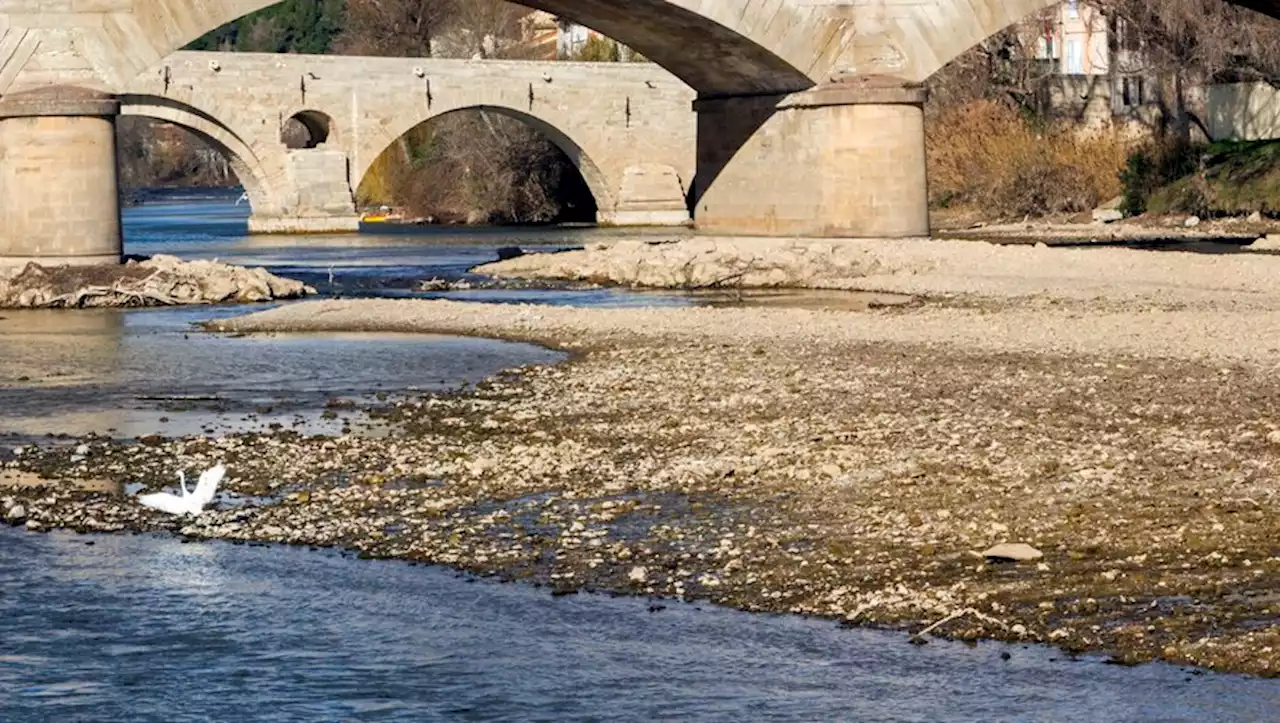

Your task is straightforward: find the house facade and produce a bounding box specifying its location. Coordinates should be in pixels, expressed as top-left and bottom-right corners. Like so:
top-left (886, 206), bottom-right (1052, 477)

top-left (1030, 1), bottom-right (1166, 130)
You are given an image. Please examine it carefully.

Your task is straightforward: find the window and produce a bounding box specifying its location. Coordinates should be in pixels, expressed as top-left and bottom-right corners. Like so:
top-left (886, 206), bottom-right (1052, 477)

top-left (1066, 1), bottom-right (1080, 20)
top-left (1065, 38), bottom-right (1084, 74)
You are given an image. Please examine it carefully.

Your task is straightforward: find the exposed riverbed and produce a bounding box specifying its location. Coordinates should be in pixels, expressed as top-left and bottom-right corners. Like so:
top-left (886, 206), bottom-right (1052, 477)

top-left (4, 194), bottom-right (1280, 716)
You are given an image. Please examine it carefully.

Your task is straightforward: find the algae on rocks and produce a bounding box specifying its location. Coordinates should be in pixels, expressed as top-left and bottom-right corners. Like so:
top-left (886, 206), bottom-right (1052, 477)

top-left (0, 254), bottom-right (315, 308)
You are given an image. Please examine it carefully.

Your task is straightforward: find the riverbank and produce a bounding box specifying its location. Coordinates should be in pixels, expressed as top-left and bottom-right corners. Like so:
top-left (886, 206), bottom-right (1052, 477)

top-left (476, 235), bottom-right (1280, 307)
top-left (5, 236), bottom-right (1280, 676)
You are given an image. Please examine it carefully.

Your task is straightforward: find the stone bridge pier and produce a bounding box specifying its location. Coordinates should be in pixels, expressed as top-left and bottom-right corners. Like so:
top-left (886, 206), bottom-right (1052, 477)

top-left (0, 87), bottom-right (125, 266)
top-left (693, 79), bottom-right (929, 239)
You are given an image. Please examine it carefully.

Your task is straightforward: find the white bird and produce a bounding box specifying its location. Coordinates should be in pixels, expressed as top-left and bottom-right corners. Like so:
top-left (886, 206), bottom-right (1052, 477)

top-left (138, 463), bottom-right (226, 517)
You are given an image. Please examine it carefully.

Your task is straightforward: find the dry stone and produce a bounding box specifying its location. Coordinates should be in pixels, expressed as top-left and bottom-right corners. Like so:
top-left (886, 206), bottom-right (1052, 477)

top-left (0, 254), bottom-right (313, 308)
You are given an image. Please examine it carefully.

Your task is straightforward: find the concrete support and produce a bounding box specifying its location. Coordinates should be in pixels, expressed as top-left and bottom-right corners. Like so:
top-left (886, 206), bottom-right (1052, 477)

top-left (0, 87), bottom-right (123, 265)
top-left (602, 163), bottom-right (692, 227)
top-left (692, 80), bottom-right (930, 239)
top-left (247, 149), bottom-right (360, 235)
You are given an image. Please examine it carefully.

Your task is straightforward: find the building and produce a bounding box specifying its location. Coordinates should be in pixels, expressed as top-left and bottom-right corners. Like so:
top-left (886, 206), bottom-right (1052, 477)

top-left (518, 11), bottom-right (635, 61)
top-left (1030, 1), bottom-right (1163, 130)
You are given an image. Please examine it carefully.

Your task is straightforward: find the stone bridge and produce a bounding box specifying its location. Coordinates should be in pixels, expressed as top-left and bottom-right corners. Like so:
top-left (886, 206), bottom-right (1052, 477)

top-left (120, 51), bottom-right (695, 234)
top-left (4, 0), bottom-right (1280, 264)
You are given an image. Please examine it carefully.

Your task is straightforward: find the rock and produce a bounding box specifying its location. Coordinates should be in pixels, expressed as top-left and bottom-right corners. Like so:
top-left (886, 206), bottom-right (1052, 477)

top-left (0, 254), bottom-right (313, 309)
top-left (24, 519), bottom-right (41, 532)
top-left (1184, 216), bottom-right (1201, 228)
top-left (982, 542), bottom-right (1044, 563)
top-left (628, 565), bottom-right (648, 583)
top-left (4, 504), bottom-right (25, 524)
top-left (74, 443), bottom-right (89, 456)
top-left (1097, 195), bottom-right (1124, 211)
top-left (1248, 210), bottom-right (1264, 223)
top-left (418, 278), bottom-right (450, 291)
top-left (1267, 430), bottom-right (1280, 445)
top-left (1092, 208), bottom-right (1124, 224)
top-left (1250, 234), bottom-right (1280, 251)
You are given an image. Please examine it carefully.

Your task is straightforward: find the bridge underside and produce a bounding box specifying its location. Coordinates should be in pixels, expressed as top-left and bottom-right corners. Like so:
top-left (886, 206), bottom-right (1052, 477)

top-left (6, 0), bottom-right (1280, 264)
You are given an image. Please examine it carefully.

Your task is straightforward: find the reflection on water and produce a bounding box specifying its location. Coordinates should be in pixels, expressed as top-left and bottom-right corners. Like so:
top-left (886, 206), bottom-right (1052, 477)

top-left (2, 527), bottom-right (1277, 722)
top-left (0, 305), bottom-right (562, 442)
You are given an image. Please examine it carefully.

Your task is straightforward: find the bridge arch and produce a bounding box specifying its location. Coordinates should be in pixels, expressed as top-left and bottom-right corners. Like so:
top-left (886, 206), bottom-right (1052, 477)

top-left (117, 94), bottom-right (275, 216)
top-left (134, 0), bottom-right (818, 96)
top-left (282, 109), bottom-right (335, 149)
top-left (355, 104), bottom-right (615, 218)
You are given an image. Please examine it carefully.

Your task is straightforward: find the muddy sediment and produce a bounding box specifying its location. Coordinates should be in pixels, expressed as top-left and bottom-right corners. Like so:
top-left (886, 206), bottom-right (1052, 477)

top-left (5, 240), bottom-right (1280, 677)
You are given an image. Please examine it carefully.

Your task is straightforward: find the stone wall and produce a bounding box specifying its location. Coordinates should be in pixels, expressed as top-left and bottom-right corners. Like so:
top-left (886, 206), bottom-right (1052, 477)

top-left (4, 1), bottom-right (1280, 95)
top-left (1207, 82), bottom-right (1280, 141)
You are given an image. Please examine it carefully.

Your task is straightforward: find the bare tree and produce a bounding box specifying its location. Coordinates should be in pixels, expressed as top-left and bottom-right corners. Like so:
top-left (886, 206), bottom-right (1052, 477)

top-left (333, 0), bottom-right (456, 57)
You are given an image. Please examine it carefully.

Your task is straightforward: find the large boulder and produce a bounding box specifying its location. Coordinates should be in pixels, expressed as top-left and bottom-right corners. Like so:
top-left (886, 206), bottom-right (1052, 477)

top-left (0, 254), bottom-right (315, 308)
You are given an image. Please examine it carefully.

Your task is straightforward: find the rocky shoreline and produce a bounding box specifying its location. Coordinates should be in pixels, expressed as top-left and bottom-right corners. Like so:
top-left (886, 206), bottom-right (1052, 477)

top-left (0, 254), bottom-right (314, 308)
top-left (5, 235), bottom-right (1280, 678)
top-left (475, 235), bottom-right (1280, 304)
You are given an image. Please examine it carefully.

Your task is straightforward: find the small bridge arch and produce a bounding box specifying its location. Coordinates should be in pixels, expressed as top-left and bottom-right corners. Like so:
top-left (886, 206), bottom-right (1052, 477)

top-left (117, 94), bottom-right (277, 217)
top-left (354, 104), bottom-right (616, 219)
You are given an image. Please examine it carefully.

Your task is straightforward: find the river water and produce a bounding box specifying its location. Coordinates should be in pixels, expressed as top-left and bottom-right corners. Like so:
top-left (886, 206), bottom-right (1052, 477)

top-left (3, 526), bottom-right (1278, 722)
top-left (0, 196), bottom-right (676, 443)
top-left (3, 194), bottom-right (1279, 719)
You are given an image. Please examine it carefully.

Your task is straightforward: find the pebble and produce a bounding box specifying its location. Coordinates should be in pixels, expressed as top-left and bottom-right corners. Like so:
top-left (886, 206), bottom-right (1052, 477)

top-left (628, 566), bottom-right (648, 583)
top-left (4, 504), bottom-right (25, 524)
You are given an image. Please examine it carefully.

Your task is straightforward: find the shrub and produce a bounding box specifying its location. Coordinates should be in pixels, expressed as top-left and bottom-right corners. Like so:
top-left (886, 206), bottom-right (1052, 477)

top-left (927, 100), bottom-right (1130, 218)
top-left (1118, 140), bottom-right (1202, 216)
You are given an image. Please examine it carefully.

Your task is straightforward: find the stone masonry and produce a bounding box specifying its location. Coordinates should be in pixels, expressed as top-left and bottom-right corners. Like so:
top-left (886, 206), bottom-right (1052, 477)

top-left (7, 0), bottom-right (1280, 256)
top-left (120, 51), bottom-right (696, 232)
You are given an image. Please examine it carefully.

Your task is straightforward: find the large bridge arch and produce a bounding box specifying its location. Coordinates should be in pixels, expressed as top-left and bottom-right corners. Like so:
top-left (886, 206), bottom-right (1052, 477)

top-left (353, 104), bottom-right (617, 217)
top-left (117, 94), bottom-right (277, 217)
top-left (125, 0), bottom-right (822, 96)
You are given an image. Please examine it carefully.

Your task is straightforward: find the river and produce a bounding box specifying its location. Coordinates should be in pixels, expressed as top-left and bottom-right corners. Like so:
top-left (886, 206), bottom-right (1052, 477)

top-left (0, 195), bottom-right (676, 444)
top-left (3, 194), bottom-right (1278, 720)
top-left (4, 526), bottom-right (1278, 722)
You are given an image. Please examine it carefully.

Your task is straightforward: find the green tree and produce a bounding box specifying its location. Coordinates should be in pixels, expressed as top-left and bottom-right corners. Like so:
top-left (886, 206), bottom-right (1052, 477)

top-left (186, 0), bottom-right (345, 54)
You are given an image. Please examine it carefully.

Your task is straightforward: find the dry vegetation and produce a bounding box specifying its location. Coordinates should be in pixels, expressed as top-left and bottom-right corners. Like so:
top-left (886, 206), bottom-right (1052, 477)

top-left (358, 112), bottom-right (595, 225)
top-left (116, 117), bottom-right (238, 191)
top-left (927, 0), bottom-right (1280, 221)
top-left (926, 100), bottom-right (1130, 217)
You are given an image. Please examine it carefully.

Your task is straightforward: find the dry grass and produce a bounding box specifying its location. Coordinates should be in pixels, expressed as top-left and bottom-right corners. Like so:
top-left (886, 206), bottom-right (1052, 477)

top-left (927, 100), bottom-right (1131, 218)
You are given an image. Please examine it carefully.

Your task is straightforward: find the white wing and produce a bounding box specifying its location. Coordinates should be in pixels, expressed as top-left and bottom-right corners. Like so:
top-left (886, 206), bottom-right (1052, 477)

top-left (138, 491), bottom-right (194, 516)
top-left (191, 463), bottom-right (226, 508)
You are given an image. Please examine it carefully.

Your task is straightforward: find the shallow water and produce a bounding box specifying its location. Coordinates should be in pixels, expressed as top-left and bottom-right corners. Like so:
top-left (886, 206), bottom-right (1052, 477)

top-left (0, 197), bottom-right (661, 443)
top-left (1, 527), bottom-right (1276, 722)
top-left (0, 305), bottom-right (562, 442)
top-left (5, 196), bottom-right (1280, 719)
top-left (124, 194), bottom-right (689, 307)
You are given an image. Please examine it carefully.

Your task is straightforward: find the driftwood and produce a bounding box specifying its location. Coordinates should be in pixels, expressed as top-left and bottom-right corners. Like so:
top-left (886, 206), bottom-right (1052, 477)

top-left (909, 607), bottom-right (1010, 644)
